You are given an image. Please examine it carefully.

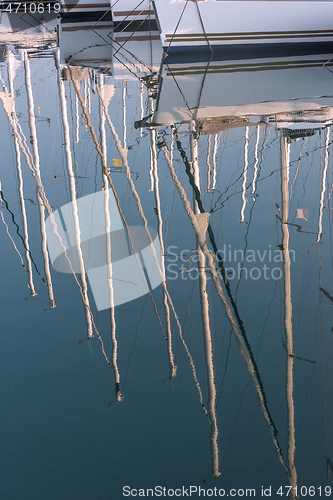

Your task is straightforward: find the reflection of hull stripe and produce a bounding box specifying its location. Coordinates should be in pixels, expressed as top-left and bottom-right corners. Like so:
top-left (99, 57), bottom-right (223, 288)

top-left (166, 59), bottom-right (333, 75)
top-left (165, 33), bottom-right (333, 43)
top-left (62, 25), bottom-right (114, 31)
top-left (114, 35), bottom-right (161, 42)
top-left (166, 30), bottom-right (333, 38)
top-left (63, 3), bottom-right (110, 8)
top-left (165, 31), bottom-right (333, 45)
top-left (113, 10), bottom-right (155, 16)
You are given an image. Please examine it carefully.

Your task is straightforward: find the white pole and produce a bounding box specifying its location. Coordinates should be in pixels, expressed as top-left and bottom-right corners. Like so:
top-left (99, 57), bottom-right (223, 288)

top-left (240, 127), bottom-right (249, 222)
top-left (99, 74), bottom-right (122, 401)
top-left (55, 49), bottom-right (93, 335)
top-left (281, 135), bottom-right (297, 498)
top-left (8, 51), bottom-right (37, 297)
top-left (317, 127), bottom-right (330, 242)
top-left (24, 51), bottom-right (55, 308)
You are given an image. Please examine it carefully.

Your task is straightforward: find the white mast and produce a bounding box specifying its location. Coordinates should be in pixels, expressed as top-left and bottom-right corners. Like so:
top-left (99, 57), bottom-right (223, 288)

top-left (198, 241), bottom-right (220, 478)
top-left (212, 132), bottom-right (218, 191)
top-left (280, 135), bottom-right (297, 498)
top-left (139, 80), bottom-right (144, 138)
top-left (24, 51), bottom-right (55, 308)
top-left (190, 119), bottom-right (220, 478)
top-left (122, 79), bottom-right (127, 150)
top-left (88, 77), bottom-right (91, 114)
top-left (152, 98), bottom-right (176, 379)
top-left (149, 113), bottom-right (155, 192)
top-left (94, 84), bottom-right (166, 338)
top-left (54, 48), bottom-right (93, 336)
top-left (98, 86), bottom-right (176, 374)
top-left (84, 78), bottom-right (88, 130)
top-left (8, 50), bottom-right (37, 297)
top-left (75, 91), bottom-right (80, 144)
top-left (206, 135), bottom-right (212, 191)
top-left (162, 140), bottom-right (288, 474)
top-left (240, 126), bottom-right (249, 222)
top-left (316, 127), bottom-right (330, 242)
top-left (99, 74), bottom-right (123, 401)
top-left (251, 125), bottom-right (260, 200)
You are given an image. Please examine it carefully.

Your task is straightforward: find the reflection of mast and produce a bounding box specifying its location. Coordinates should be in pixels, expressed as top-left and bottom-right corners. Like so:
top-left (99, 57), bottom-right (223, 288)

top-left (88, 77), bottom-right (91, 114)
top-left (149, 120), bottom-right (204, 391)
top-left (54, 49), bottom-right (93, 336)
top-left (75, 91), bottom-right (79, 143)
top-left (122, 79), bottom-right (127, 150)
top-left (84, 79), bottom-right (88, 130)
top-left (206, 135), bottom-right (212, 191)
top-left (162, 136), bottom-right (288, 474)
top-left (99, 74), bottom-right (123, 401)
top-left (190, 120), bottom-right (220, 477)
top-left (8, 51), bottom-right (36, 297)
top-left (149, 109), bottom-right (155, 192)
top-left (24, 51), bottom-right (55, 308)
top-left (152, 99), bottom-right (176, 378)
top-left (93, 83), bottom-right (166, 339)
top-left (212, 133), bottom-right (218, 191)
top-left (198, 243), bottom-right (220, 478)
top-left (280, 135), bottom-right (297, 498)
top-left (96, 85), bottom-right (176, 375)
top-left (139, 80), bottom-right (144, 138)
top-left (240, 127), bottom-right (249, 222)
top-left (316, 127), bottom-right (330, 242)
top-left (251, 125), bottom-right (260, 200)
top-left (289, 138), bottom-right (306, 201)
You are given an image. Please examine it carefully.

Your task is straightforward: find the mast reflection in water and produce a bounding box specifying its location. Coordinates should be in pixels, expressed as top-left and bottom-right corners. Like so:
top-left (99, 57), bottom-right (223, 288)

top-left (0, 11), bottom-right (333, 499)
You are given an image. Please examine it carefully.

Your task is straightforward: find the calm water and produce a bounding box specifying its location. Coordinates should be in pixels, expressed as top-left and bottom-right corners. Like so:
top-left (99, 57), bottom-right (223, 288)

top-left (1, 20), bottom-right (333, 500)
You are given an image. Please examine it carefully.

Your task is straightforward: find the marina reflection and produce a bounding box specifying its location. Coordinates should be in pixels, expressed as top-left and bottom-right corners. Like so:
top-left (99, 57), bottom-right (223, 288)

top-left (0, 9), bottom-right (333, 497)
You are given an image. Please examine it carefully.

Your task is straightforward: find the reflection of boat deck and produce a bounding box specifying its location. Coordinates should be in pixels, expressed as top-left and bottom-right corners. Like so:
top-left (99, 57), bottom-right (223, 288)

top-left (151, 53), bottom-right (333, 126)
